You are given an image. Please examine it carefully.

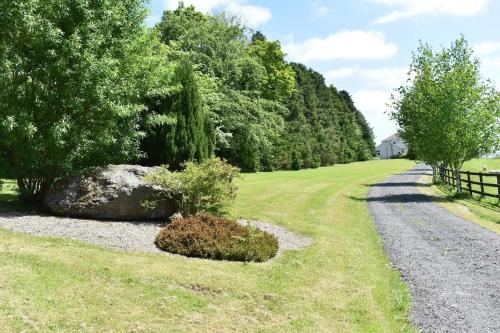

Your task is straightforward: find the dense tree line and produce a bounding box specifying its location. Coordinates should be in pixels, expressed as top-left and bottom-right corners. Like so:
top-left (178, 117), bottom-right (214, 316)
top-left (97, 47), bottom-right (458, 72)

top-left (145, 4), bottom-right (375, 172)
top-left (283, 64), bottom-right (375, 170)
top-left (0, 1), bottom-right (375, 201)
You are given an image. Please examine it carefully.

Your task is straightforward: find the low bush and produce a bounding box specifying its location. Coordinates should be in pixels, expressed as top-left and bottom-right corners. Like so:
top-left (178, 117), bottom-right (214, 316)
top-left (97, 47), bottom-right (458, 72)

top-left (155, 214), bottom-right (279, 262)
top-left (145, 157), bottom-right (239, 216)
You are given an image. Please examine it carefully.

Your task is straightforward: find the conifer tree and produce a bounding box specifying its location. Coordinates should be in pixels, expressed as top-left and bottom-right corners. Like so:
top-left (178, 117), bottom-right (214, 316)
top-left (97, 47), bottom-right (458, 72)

top-left (170, 60), bottom-right (215, 169)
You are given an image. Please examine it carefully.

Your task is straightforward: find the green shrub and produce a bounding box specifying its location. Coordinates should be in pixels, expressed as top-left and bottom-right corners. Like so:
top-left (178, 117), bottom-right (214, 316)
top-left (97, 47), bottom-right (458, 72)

top-left (146, 157), bottom-right (239, 216)
top-left (155, 214), bottom-right (279, 262)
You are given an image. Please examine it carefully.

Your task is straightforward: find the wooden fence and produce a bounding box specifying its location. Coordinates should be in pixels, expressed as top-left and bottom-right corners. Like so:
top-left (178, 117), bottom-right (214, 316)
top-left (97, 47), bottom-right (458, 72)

top-left (439, 167), bottom-right (500, 199)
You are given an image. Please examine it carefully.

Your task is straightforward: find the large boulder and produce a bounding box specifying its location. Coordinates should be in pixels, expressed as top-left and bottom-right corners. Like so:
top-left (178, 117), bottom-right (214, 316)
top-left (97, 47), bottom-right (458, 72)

top-left (44, 165), bottom-right (176, 220)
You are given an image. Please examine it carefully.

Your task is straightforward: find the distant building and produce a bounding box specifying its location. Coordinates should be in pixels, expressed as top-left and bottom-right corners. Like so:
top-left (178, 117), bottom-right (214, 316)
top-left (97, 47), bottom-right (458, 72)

top-left (376, 134), bottom-right (408, 159)
top-left (485, 151), bottom-right (500, 158)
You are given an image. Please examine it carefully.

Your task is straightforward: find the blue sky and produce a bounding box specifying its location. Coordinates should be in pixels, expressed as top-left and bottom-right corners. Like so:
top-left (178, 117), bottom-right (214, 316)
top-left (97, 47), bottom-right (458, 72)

top-left (147, 0), bottom-right (500, 144)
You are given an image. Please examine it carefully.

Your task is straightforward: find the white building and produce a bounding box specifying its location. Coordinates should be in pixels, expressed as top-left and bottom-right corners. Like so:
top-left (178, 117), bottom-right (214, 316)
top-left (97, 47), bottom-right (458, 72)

top-left (376, 134), bottom-right (408, 159)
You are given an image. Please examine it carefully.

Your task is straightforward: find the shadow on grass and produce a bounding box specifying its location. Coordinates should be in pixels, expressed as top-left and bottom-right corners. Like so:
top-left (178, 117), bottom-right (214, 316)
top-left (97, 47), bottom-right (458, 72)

top-left (393, 172), bottom-right (430, 176)
top-left (363, 182), bottom-right (431, 188)
top-left (349, 193), bottom-right (450, 204)
top-left (0, 194), bottom-right (40, 214)
top-left (434, 182), bottom-right (500, 212)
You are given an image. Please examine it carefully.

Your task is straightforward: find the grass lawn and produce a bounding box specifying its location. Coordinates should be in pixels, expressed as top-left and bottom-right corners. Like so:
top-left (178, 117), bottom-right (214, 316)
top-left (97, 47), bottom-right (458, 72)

top-left (462, 158), bottom-right (500, 172)
top-left (459, 158), bottom-right (500, 202)
top-left (0, 160), bottom-right (417, 332)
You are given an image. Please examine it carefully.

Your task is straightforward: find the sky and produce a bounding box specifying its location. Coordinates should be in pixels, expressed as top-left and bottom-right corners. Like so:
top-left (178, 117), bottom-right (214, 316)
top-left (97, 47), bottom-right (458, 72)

top-left (147, 0), bottom-right (500, 145)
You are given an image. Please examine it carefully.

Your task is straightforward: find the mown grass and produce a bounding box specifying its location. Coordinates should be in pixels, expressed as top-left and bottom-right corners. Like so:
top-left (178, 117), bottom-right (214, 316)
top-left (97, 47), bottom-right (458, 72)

top-left (0, 160), bottom-right (417, 332)
top-left (462, 158), bottom-right (500, 172)
top-left (437, 159), bottom-right (500, 206)
top-left (459, 158), bottom-right (500, 202)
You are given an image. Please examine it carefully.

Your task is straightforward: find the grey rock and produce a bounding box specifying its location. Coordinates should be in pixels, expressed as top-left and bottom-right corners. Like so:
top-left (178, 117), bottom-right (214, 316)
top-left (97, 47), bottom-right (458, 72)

top-left (44, 165), bottom-right (176, 220)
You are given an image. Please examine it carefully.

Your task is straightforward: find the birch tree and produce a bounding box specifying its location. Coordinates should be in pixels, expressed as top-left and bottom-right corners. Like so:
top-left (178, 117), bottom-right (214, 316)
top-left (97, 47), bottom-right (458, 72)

top-left (390, 37), bottom-right (500, 190)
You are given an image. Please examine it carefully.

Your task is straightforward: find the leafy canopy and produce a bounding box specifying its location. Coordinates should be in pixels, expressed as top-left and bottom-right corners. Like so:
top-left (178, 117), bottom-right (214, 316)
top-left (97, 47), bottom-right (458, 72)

top-left (0, 0), bottom-right (170, 200)
top-left (390, 36), bottom-right (500, 186)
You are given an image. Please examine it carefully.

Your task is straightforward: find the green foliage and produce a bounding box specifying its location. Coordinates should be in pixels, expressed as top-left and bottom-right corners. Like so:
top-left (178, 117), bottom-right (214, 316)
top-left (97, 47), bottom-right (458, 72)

top-left (154, 214), bottom-right (279, 262)
top-left (391, 36), bottom-right (500, 189)
top-left (247, 38), bottom-right (297, 101)
top-left (157, 4), bottom-right (247, 83)
top-left (0, 0), bottom-right (377, 203)
top-left (141, 59), bottom-right (215, 168)
top-left (212, 90), bottom-right (287, 172)
top-left (154, 5), bottom-right (375, 172)
top-left (146, 158), bottom-right (239, 216)
top-left (0, 0), bottom-right (163, 201)
top-left (283, 64), bottom-right (375, 169)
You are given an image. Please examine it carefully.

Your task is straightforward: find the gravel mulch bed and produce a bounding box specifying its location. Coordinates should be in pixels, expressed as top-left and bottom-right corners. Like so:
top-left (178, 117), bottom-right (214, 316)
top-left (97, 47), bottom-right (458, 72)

top-left (238, 219), bottom-right (312, 256)
top-left (0, 212), bottom-right (311, 258)
top-left (0, 212), bottom-right (165, 253)
top-left (368, 164), bottom-right (500, 333)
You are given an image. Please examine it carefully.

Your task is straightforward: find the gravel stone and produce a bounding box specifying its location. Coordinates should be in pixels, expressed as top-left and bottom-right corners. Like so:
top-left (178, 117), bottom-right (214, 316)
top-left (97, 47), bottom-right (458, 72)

top-left (238, 219), bottom-right (312, 256)
top-left (368, 164), bottom-right (500, 333)
top-left (0, 213), bottom-right (311, 258)
top-left (0, 212), bottom-right (165, 253)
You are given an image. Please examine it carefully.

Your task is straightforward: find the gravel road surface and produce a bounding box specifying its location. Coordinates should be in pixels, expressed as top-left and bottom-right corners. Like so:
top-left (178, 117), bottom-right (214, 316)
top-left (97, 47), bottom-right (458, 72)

top-left (368, 164), bottom-right (500, 333)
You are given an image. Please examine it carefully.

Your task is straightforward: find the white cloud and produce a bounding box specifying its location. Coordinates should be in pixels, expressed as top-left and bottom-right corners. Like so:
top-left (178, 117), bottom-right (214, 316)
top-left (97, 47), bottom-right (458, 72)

top-left (352, 90), bottom-right (396, 144)
top-left (369, 0), bottom-right (491, 24)
top-left (311, 2), bottom-right (331, 17)
top-left (283, 30), bottom-right (397, 63)
top-left (325, 67), bottom-right (360, 80)
top-left (226, 3), bottom-right (272, 28)
top-left (326, 66), bottom-right (408, 89)
top-left (473, 41), bottom-right (500, 56)
top-left (359, 67), bottom-right (409, 88)
top-left (165, 0), bottom-right (271, 28)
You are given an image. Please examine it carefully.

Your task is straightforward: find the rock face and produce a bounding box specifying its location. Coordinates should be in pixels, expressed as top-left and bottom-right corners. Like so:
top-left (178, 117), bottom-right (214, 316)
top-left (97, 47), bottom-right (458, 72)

top-left (44, 165), bottom-right (176, 220)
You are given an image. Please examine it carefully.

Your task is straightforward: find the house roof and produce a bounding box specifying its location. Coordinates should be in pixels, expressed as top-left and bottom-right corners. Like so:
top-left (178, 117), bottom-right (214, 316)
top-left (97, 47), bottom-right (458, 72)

top-left (377, 133), bottom-right (408, 151)
top-left (381, 133), bottom-right (402, 143)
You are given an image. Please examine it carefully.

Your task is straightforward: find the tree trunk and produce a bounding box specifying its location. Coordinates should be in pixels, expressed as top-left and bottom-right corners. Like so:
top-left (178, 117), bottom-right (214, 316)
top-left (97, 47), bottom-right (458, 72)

top-left (16, 177), bottom-right (53, 203)
top-left (432, 164), bottom-right (438, 183)
top-left (455, 167), bottom-right (462, 193)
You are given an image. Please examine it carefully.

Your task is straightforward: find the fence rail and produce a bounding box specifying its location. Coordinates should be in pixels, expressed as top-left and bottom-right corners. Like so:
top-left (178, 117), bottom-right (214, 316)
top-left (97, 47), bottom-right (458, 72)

top-left (438, 167), bottom-right (500, 199)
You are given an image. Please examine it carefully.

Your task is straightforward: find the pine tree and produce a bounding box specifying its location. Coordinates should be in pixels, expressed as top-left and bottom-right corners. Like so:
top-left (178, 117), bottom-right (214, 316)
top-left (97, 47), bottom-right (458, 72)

top-left (170, 60), bottom-right (215, 169)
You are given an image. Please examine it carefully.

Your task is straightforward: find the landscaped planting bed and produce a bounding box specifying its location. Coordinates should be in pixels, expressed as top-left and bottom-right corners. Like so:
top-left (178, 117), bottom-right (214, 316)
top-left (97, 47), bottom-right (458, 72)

top-left (155, 214), bottom-right (279, 262)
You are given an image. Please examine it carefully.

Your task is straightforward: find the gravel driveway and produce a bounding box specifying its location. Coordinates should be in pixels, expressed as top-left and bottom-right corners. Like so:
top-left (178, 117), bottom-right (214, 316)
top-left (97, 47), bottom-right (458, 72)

top-left (368, 164), bottom-right (500, 333)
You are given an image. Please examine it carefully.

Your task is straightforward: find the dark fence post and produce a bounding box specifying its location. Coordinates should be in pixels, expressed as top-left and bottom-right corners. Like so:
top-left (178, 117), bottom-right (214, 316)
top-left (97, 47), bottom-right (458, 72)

top-left (467, 171), bottom-right (472, 195)
top-left (479, 173), bottom-right (484, 197)
top-left (497, 174), bottom-right (500, 198)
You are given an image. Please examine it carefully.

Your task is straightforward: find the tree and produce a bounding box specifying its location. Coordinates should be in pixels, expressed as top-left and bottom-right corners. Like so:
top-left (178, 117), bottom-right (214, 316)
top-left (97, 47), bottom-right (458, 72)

top-left (0, 0), bottom-right (159, 201)
top-left (247, 38), bottom-right (296, 101)
top-left (157, 5), bottom-right (247, 83)
top-left (390, 37), bottom-right (500, 189)
top-left (340, 90), bottom-right (376, 160)
top-left (166, 60), bottom-right (215, 169)
top-left (154, 4), bottom-right (375, 172)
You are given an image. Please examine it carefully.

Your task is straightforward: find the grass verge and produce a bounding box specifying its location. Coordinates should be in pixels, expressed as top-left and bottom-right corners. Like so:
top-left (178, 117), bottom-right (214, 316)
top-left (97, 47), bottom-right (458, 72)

top-left (0, 160), bottom-right (417, 332)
